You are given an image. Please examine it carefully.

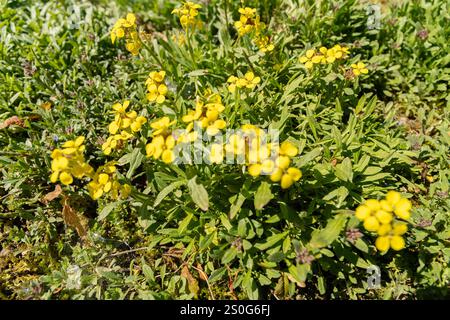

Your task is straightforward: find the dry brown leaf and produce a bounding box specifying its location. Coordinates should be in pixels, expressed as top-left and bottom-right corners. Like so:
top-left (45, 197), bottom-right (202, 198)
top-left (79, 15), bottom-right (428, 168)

top-left (41, 185), bottom-right (62, 205)
top-left (0, 116), bottom-right (25, 129)
top-left (181, 265), bottom-right (199, 296)
top-left (61, 196), bottom-right (89, 242)
top-left (196, 263), bottom-right (208, 281)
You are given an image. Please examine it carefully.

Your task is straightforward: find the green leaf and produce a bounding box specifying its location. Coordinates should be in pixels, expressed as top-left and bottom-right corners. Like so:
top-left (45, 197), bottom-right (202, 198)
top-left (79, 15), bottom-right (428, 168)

top-left (335, 157), bottom-right (353, 182)
top-left (221, 246), bottom-right (238, 264)
top-left (309, 214), bottom-right (348, 249)
top-left (255, 231), bottom-right (288, 251)
top-left (178, 212), bottom-right (194, 234)
top-left (242, 271), bottom-right (259, 299)
top-left (187, 176), bottom-right (209, 211)
top-left (98, 201), bottom-right (120, 221)
top-left (288, 264), bottom-right (310, 283)
top-left (142, 264), bottom-right (155, 282)
top-left (126, 148), bottom-right (144, 179)
top-left (297, 147), bottom-right (322, 167)
top-left (317, 276), bottom-right (326, 295)
top-left (254, 181), bottom-right (274, 210)
top-left (154, 180), bottom-right (186, 208)
top-left (229, 192), bottom-right (246, 220)
top-left (208, 267), bottom-right (227, 283)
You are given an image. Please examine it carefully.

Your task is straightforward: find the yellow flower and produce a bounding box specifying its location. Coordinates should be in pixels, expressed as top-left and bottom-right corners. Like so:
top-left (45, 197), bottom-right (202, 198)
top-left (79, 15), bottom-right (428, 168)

top-left (112, 100), bottom-right (130, 114)
top-left (111, 13), bottom-right (136, 44)
top-left (355, 205), bottom-right (370, 220)
top-left (331, 44), bottom-right (349, 59)
top-left (248, 163), bottom-right (262, 177)
top-left (234, 7), bottom-right (257, 36)
top-left (172, 1), bottom-right (202, 30)
top-left (59, 172), bottom-right (73, 185)
top-left (299, 49), bottom-right (315, 69)
top-left (254, 35), bottom-right (274, 53)
top-left (351, 62), bottom-right (368, 76)
top-left (279, 141), bottom-right (298, 157)
top-left (375, 236), bottom-right (390, 252)
top-left (150, 116), bottom-right (176, 136)
top-left (111, 14), bottom-right (141, 55)
top-left (356, 191), bottom-right (411, 253)
top-left (280, 167), bottom-right (302, 189)
top-left (390, 235), bottom-right (405, 251)
top-left (393, 198), bottom-right (412, 220)
top-left (386, 190), bottom-right (401, 206)
top-left (227, 71), bottom-right (261, 92)
top-left (87, 162), bottom-right (130, 201)
top-left (392, 222), bottom-right (408, 235)
top-left (375, 210), bottom-right (393, 224)
top-left (209, 144), bottom-right (224, 164)
top-left (146, 71), bottom-right (168, 104)
top-left (311, 47), bottom-right (328, 64)
top-left (146, 134), bottom-right (176, 163)
top-left (363, 216), bottom-right (380, 232)
top-left (270, 167), bottom-right (283, 182)
top-left (125, 31), bottom-right (142, 56)
top-left (377, 223), bottom-right (392, 236)
top-left (364, 199), bottom-right (380, 212)
top-left (50, 136), bottom-right (93, 185)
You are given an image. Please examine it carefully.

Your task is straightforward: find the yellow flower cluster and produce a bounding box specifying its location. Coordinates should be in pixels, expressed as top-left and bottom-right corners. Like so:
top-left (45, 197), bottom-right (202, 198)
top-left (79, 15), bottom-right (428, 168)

top-left (355, 191), bottom-right (412, 252)
top-left (299, 45), bottom-right (350, 69)
top-left (351, 62), bottom-right (369, 76)
top-left (234, 7), bottom-right (258, 36)
top-left (50, 136), bottom-right (94, 185)
top-left (227, 71), bottom-right (261, 93)
top-left (145, 117), bottom-right (177, 164)
top-left (110, 13), bottom-right (141, 56)
top-left (171, 1), bottom-right (202, 30)
top-left (146, 71), bottom-right (168, 104)
top-left (209, 125), bottom-right (302, 189)
top-left (182, 90), bottom-right (227, 136)
top-left (245, 133), bottom-right (301, 189)
top-left (234, 7), bottom-right (274, 53)
top-left (87, 162), bottom-right (131, 200)
top-left (102, 100), bottom-right (147, 155)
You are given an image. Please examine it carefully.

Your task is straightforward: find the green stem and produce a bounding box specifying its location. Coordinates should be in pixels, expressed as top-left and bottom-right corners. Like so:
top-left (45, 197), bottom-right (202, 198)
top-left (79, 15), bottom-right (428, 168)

top-left (138, 29), bottom-right (163, 67)
top-left (185, 28), bottom-right (198, 69)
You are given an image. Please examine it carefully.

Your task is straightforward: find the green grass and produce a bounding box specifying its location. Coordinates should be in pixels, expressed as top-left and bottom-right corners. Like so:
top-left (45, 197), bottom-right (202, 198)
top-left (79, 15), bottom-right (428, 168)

top-left (0, 0), bottom-right (449, 300)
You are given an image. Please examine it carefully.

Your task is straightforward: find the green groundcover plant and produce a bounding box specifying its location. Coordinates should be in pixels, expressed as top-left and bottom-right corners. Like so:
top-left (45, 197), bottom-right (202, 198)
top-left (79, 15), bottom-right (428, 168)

top-left (0, 0), bottom-right (449, 300)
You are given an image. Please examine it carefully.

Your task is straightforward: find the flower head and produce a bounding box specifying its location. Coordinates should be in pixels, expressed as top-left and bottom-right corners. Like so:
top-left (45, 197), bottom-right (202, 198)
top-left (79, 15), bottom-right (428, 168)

top-left (351, 62), bottom-right (368, 76)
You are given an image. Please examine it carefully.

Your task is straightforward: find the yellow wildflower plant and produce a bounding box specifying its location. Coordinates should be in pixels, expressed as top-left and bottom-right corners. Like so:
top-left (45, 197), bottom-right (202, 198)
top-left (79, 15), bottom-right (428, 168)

top-left (234, 7), bottom-right (258, 36)
top-left (146, 71), bottom-right (168, 104)
top-left (111, 13), bottom-right (142, 56)
top-left (234, 7), bottom-right (274, 53)
top-left (50, 136), bottom-right (94, 185)
top-left (351, 62), bottom-right (369, 76)
top-left (254, 35), bottom-right (274, 53)
top-left (300, 45), bottom-right (350, 69)
top-left (87, 162), bottom-right (131, 200)
top-left (108, 100), bottom-right (147, 135)
top-left (237, 126), bottom-right (301, 189)
top-left (102, 100), bottom-right (146, 155)
top-left (299, 49), bottom-right (316, 69)
top-left (227, 71), bottom-right (261, 93)
top-left (183, 91), bottom-right (227, 136)
top-left (355, 191), bottom-right (412, 252)
top-left (146, 117), bottom-right (177, 164)
top-left (172, 1), bottom-right (202, 30)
